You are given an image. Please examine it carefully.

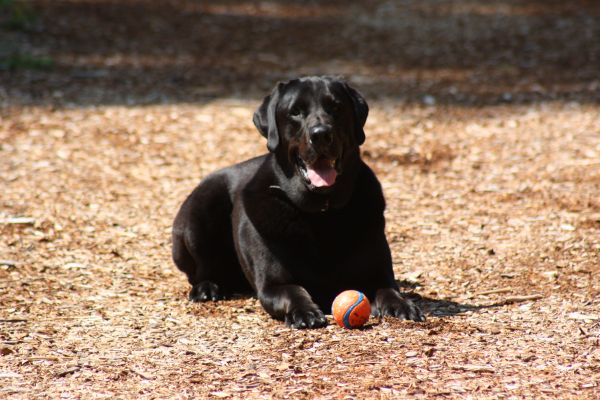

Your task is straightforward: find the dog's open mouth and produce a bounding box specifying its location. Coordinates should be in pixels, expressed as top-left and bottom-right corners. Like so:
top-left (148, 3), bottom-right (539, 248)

top-left (298, 156), bottom-right (338, 188)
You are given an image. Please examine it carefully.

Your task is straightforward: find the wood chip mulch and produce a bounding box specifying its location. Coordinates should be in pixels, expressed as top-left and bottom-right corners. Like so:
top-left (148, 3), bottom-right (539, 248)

top-left (1, 1), bottom-right (599, 398)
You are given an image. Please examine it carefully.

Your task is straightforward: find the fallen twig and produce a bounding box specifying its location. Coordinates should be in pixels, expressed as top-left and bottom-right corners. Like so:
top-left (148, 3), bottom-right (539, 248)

top-left (496, 294), bottom-right (543, 305)
top-left (492, 294), bottom-right (544, 306)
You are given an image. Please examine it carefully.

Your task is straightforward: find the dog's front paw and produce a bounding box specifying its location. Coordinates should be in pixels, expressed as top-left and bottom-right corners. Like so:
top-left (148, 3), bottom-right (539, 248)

top-left (375, 289), bottom-right (425, 322)
top-left (189, 281), bottom-right (223, 302)
top-left (285, 308), bottom-right (328, 329)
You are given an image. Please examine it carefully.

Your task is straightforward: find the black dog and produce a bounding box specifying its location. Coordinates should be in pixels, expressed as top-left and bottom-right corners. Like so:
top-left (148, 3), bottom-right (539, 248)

top-left (172, 76), bottom-right (424, 328)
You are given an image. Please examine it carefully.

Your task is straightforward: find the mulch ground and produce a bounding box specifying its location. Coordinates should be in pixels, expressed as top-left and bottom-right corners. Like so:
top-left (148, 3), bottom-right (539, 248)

top-left (1, 1), bottom-right (599, 399)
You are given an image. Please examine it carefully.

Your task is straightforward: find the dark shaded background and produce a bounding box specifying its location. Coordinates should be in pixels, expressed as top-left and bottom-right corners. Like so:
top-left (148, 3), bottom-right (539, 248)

top-left (2, 0), bottom-right (599, 107)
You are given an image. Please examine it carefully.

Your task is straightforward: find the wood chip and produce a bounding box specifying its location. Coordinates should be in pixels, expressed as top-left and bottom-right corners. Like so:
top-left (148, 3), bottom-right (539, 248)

top-left (55, 367), bottom-right (80, 378)
top-left (0, 260), bottom-right (17, 267)
top-left (451, 364), bottom-right (496, 373)
top-left (210, 392), bottom-right (231, 398)
top-left (0, 217), bottom-right (35, 225)
top-left (568, 312), bottom-right (599, 321)
top-left (0, 372), bottom-right (22, 379)
top-left (129, 368), bottom-right (155, 380)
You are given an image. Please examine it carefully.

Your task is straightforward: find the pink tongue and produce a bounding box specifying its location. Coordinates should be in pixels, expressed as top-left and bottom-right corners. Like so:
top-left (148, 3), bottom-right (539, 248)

top-left (307, 159), bottom-right (337, 187)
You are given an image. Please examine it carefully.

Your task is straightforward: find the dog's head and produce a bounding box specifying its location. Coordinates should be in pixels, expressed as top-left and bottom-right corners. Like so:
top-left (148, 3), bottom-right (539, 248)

top-left (253, 76), bottom-right (368, 196)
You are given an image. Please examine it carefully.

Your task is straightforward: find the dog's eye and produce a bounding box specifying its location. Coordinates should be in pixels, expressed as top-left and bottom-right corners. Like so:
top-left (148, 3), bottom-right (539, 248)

top-left (326, 101), bottom-right (341, 114)
top-left (289, 107), bottom-right (304, 118)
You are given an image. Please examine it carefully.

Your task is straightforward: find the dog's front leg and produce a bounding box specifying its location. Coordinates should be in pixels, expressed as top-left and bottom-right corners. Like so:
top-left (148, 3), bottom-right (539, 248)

top-left (236, 231), bottom-right (328, 329)
top-left (258, 284), bottom-right (327, 329)
top-left (237, 197), bottom-right (327, 329)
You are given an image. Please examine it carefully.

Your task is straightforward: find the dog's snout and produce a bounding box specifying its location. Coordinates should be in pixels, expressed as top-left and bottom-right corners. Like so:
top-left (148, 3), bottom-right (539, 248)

top-left (309, 125), bottom-right (333, 146)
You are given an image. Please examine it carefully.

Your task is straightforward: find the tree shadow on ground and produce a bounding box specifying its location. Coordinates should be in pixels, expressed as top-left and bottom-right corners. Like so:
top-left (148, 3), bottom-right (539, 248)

top-left (2, 0), bottom-right (599, 107)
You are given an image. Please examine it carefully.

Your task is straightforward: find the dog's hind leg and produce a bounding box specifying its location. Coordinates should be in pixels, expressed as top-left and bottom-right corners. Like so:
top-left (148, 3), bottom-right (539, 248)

top-left (172, 176), bottom-right (251, 301)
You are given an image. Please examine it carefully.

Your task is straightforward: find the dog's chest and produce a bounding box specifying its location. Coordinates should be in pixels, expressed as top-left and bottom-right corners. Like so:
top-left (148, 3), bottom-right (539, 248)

top-left (306, 211), bottom-right (370, 259)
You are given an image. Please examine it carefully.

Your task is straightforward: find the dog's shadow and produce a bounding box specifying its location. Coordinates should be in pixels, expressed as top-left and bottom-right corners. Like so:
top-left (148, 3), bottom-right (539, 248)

top-left (396, 279), bottom-right (500, 318)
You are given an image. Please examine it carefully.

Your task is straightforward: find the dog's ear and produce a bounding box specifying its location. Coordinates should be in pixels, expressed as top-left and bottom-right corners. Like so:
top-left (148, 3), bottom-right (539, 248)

top-left (343, 83), bottom-right (369, 145)
top-left (253, 83), bottom-right (284, 152)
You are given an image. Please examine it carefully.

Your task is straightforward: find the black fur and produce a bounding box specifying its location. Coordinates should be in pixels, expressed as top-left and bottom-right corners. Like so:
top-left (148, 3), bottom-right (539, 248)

top-left (172, 76), bottom-right (424, 328)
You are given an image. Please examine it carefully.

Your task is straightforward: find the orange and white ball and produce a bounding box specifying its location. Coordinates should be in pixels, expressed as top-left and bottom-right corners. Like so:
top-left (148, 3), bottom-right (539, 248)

top-left (332, 290), bottom-right (371, 329)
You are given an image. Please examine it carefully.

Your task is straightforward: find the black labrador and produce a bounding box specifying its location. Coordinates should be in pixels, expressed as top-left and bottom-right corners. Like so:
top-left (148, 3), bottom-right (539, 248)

top-left (172, 76), bottom-right (424, 328)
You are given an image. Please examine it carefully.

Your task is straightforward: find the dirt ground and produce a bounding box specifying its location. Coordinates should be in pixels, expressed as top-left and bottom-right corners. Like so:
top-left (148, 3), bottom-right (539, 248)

top-left (1, 1), bottom-right (599, 399)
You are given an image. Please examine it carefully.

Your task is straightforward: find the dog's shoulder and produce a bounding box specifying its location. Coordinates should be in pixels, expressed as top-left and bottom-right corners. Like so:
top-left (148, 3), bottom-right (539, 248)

top-left (221, 154), bottom-right (268, 184)
top-left (195, 154), bottom-right (268, 194)
top-left (178, 155), bottom-right (269, 215)
top-left (354, 159), bottom-right (386, 210)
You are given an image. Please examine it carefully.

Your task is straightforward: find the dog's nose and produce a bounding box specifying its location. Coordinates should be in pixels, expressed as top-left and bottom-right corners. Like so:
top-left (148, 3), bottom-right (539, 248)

top-left (309, 125), bottom-right (333, 146)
